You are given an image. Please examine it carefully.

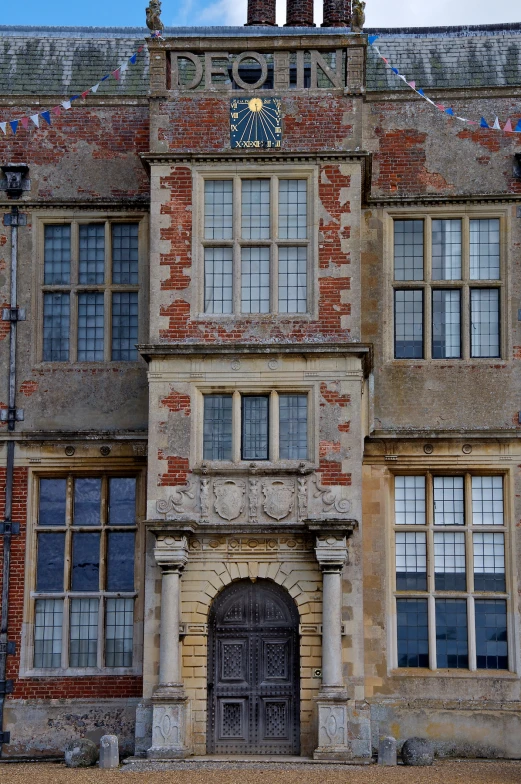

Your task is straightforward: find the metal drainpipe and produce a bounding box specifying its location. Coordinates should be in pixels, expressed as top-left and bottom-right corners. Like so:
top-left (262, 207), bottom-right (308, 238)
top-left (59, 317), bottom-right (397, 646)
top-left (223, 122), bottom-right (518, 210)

top-left (0, 203), bottom-right (23, 751)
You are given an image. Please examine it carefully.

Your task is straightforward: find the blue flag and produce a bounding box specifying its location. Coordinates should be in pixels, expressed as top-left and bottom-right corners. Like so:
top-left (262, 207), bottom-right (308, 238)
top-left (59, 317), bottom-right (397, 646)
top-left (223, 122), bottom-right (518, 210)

top-left (129, 53), bottom-right (137, 64)
top-left (515, 119), bottom-right (521, 132)
top-left (101, 74), bottom-right (110, 82)
top-left (9, 120), bottom-right (18, 134)
top-left (368, 35), bottom-right (379, 45)
top-left (445, 108), bottom-right (454, 116)
top-left (392, 67), bottom-right (399, 75)
top-left (480, 117), bottom-right (490, 128)
top-left (418, 89), bottom-right (425, 96)
top-left (41, 111), bottom-right (51, 125)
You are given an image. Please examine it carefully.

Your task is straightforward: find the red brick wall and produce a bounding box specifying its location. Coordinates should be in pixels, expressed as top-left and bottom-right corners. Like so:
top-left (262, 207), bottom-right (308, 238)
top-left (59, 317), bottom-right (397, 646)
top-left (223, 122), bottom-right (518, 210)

top-left (0, 468), bottom-right (142, 700)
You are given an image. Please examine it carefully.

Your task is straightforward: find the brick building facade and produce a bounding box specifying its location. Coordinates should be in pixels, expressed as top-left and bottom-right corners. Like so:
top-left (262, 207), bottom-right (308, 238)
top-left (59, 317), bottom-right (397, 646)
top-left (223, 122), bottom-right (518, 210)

top-left (0, 6), bottom-right (521, 759)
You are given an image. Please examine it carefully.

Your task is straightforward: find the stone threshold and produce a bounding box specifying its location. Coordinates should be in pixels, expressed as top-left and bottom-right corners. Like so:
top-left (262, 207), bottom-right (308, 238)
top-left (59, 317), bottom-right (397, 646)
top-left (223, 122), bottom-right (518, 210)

top-left (123, 755), bottom-right (372, 766)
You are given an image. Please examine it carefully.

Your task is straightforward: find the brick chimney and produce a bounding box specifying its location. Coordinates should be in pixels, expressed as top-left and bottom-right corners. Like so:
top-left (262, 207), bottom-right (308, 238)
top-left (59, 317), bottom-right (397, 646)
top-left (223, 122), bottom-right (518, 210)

top-left (322, 0), bottom-right (350, 26)
top-left (285, 0), bottom-right (315, 26)
top-left (246, 0), bottom-right (276, 25)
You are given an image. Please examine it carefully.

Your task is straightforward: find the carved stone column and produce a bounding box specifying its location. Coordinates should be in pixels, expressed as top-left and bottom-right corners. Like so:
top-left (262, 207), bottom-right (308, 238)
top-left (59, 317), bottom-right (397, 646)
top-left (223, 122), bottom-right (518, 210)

top-left (148, 535), bottom-right (190, 759)
top-left (313, 535), bottom-right (351, 760)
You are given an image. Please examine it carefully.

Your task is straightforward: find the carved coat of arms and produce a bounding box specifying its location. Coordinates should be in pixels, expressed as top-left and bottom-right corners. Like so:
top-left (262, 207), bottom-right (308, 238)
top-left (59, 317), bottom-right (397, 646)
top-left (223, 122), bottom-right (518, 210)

top-left (262, 480), bottom-right (294, 521)
top-left (214, 480), bottom-right (245, 521)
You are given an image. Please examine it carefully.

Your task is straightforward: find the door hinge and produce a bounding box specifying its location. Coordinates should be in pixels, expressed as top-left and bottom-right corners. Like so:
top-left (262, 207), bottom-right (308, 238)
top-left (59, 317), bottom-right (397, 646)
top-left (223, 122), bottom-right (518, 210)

top-left (0, 522), bottom-right (20, 535)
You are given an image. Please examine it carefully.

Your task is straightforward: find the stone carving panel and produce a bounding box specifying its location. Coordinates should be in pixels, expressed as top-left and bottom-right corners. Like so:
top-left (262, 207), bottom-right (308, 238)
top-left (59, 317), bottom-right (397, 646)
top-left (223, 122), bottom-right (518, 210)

top-left (262, 480), bottom-right (294, 520)
top-left (214, 480), bottom-right (246, 521)
top-left (151, 704), bottom-right (183, 750)
top-left (318, 704), bottom-right (348, 748)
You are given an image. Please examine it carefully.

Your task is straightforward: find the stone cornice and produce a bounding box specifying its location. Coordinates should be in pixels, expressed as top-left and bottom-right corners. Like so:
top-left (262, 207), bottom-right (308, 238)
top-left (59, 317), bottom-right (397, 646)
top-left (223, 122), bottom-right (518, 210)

top-left (141, 150), bottom-right (370, 164)
top-left (368, 193), bottom-right (521, 207)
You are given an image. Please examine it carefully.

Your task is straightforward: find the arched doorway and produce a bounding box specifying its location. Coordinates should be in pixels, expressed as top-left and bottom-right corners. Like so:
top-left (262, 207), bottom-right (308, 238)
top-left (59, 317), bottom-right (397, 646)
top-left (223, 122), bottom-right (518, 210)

top-left (207, 579), bottom-right (300, 755)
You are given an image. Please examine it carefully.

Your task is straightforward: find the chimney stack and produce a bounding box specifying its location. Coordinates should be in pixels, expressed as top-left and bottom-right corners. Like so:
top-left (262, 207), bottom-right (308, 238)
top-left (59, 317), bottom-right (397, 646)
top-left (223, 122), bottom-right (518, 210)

top-left (322, 0), bottom-right (350, 26)
top-left (246, 0), bottom-right (277, 25)
top-left (285, 0), bottom-right (314, 26)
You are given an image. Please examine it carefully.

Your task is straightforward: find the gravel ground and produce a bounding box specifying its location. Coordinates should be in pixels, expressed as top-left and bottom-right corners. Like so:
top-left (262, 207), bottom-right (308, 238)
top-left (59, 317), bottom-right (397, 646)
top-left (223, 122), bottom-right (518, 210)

top-left (0, 760), bottom-right (520, 784)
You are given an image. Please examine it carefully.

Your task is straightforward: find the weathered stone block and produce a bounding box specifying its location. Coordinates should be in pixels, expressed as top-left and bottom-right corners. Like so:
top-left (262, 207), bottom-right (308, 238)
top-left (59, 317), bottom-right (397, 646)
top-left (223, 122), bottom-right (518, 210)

top-left (378, 736), bottom-right (397, 766)
top-left (402, 737), bottom-right (434, 766)
top-left (64, 738), bottom-right (98, 768)
top-left (99, 735), bottom-right (119, 769)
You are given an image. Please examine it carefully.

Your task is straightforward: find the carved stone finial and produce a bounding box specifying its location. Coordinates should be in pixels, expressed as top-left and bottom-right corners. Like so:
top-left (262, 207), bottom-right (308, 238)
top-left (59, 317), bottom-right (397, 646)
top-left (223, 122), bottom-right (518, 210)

top-left (351, 0), bottom-right (365, 32)
top-left (146, 0), bottom-right (164, 34)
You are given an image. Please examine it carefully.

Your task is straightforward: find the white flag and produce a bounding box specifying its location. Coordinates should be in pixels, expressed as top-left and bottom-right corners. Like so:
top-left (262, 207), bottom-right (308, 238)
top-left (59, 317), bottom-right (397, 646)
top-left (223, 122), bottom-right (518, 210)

top-left (0, 122), bottom-right (6, 134)
top-left (61, 101), bottom-right (71, 110)
top-left (91, 83), bottom-right (100, 93)
top-left (30, 114), bottom-right (40, 128)
top-left (492, 116), bottom-right (501, 130)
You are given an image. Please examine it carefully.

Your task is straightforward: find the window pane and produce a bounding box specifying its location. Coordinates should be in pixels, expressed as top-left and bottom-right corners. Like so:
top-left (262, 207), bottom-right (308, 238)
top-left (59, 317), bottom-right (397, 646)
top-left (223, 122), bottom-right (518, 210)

top-left (279, 179), bottom-right (307, 239)
top-left (432, 219), bottom-right (461, 280)
top-left (241, 247), bottom-right (270, 313)
top-left (69, 598), bottom-right (98, 667)
top-left (394, 290), bottom-right (423, 358)
top-left (475, 599), bottom-right (508, 670)
top-left (472, 476), bottom-right (504, 525)
top-left (278, 247), bottom-right (307, 313)
top-left (39, 479), bottom-right (67, 525)
top-left (279, 394), bottom-right (307, 460)
top-left (242, 396), bottom-right (269, 460)
top-left (112, 224), bottom-right (139, 284)
top-left (44, 225), bottom-right (70, 284)
top-left (435, 599), bottom-right (468, 669)
top-left (395, 532), bottom-right (427, 590)
top-left (107, 532), bottom-right (135, 592)
top-left (205, 180), bottom-right (233, 240)
top-left (394, 476), bottom-right (425, 525)
top-left (473, 533), bottom-right (506, 592)
top-left (394, 220), bottom-right (423, 281)
top-left (470, 218), bottom-right (500, 280)
top-left (112, 292), bottom-right (138, 361)
top-left (36, 533), bottom-right (65, 592)
top-left (79, 224), bottom-right (105, 284)
top-left (109, 478), bottom-right (136, 524)
top-left (470, 289), bottom-right (499, 358)
top-left (242, 179), bottom-right (270, 239)
top-left (74, 478), bottom-right (101, 526)
top-left (432, 289), bottom-right (461, 359)
top-left (204, 248), bottom-right (233, 314)
top-left (77, 292), bottom-right (104, 361)
top-left (72, 532), bottom-right (100, 591)
top-left (43, 292), bottom-right (70, 361)
top-left (433, 476), bottom-right (464, 525)
top-left (203, 395), bottom-right (233, 460)
top-left (434, 532), bottom-right (466, 591)
top-left (397, 598), bottom-right (429, 668)
top-left (34, 599), bottom-right (63, 668)
top-left (105, 598), bottom-right (134, 667)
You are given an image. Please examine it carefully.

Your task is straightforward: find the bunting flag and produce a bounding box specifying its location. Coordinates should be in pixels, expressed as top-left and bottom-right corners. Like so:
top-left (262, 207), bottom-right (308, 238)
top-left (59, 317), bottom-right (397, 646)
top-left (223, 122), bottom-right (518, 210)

top-left (369, 37), bottom-right (521, 135)
top-left (0, 43), bottom-right (146, 136)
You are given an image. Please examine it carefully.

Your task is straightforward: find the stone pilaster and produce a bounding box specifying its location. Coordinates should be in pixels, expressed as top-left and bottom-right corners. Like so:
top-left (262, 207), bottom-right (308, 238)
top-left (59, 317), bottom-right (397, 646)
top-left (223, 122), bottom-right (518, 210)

top-left (148, 534), bottom-right (191, 759)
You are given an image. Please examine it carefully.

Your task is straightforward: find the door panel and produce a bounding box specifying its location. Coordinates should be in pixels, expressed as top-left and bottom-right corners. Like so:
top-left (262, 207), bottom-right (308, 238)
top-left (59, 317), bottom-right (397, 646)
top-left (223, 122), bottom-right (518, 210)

top-left (208, 579), bottom-right (300, 754)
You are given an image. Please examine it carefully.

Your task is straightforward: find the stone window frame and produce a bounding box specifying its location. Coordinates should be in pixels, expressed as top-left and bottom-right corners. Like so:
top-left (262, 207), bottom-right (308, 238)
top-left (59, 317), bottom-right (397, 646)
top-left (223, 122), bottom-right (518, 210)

top-left (193, 383), bottom-right (317, 467)
top-left (34, 212), bottom-right (149, 365)
top-left (388, 469), bottom-right (517, 676)
top-left (20, 468), bottom-right (145, 678)
top-left (192, 164), bottom-right (319, 320)
top-left (384, 206), bottom-right (509, 363)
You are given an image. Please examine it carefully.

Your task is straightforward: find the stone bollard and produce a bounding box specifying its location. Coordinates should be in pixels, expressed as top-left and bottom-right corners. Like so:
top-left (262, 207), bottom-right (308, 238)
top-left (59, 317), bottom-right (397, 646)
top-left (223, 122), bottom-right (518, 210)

top-left (401, 737), bottom-right (434, 766)
top-left (99, 734), bottom-right (120, 769)
top-left (378, 736), bottom-right (397, 766)
top-left (64, 738), bottom-right (99, 768)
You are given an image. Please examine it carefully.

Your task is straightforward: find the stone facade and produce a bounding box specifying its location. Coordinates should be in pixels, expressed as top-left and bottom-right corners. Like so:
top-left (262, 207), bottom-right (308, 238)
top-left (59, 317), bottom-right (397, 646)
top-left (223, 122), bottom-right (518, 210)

top-left (0, 13), bottom-right (520, 761)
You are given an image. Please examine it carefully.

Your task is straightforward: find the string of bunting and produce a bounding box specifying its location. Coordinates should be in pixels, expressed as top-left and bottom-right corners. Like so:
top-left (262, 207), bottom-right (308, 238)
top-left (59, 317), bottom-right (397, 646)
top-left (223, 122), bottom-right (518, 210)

top-left (368, 35), bottom-right (521, 134)
top-left (0, 43), bottom-right (147, 136)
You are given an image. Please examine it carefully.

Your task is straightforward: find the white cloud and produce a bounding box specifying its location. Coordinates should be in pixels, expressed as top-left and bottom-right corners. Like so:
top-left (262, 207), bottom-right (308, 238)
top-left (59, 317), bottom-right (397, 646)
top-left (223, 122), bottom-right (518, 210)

top-left (198, 0), bottom-right (247, 24)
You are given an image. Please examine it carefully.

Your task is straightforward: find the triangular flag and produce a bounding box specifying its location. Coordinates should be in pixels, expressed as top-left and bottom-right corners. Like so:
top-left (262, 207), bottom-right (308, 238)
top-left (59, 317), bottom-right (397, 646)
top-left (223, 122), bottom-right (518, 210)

top-left (368, 35), bottom-right (379, 45)
top-left (20, 117), bottom-right (29, 129)
top-left (41, 111), bottom-right (51, 126)
top-left (112, 68), bottom-right (121, 80)
top-left (515, 119), bottom-right (521, 132)
top-left (391, 67), bottom-right (399, 75)
top-left (120, 62), bottom-right (128, 73)
top-left (101, 74), bottom-right (110, 81)
top-left (408, 81), bottom-right (416, 90)
top-left (503, 119), bottom-right (513, 132)
top-left (0, 122), bottom-right (6, 134)
top-left (61, 101), bottom-right (71, 110)
top-left (91, 83), bottom-right (100, 93)
top-left (30, 114), bottom-right (39, 128)
top-left (445, 108), bottom-right (454, 116)
top-left (70, 95), bottom-right (79, 101)
top-left (137, 46), bottom-right (144, 53)
top-left (492, 116), bottom-right (501, 130)
top-left (418, 88), bottom-right (425, 96)
top-left (467, 120), bottom-right (478, 125)
top-left (81, 90), bottom-right (89, 99)
top-left (456, 116), bottom-right (469, 122)
top-left (398, 74), bottom-right (408, 82)
top-left (129, 53), bottom-right (137, 64)
top-left (436, 104), bottom-right (445, 111)
top-left (382, 57), bottom-right (388, 64)
top-left (9, 120), bottom-right (18, 135)
top-left (480, 117), bottom-right (489, 128)
top-left (52, 105), bottom-right (62, 116)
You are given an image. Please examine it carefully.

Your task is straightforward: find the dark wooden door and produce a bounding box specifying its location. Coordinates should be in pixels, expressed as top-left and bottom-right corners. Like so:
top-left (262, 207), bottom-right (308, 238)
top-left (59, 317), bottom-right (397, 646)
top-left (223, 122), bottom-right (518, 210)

top-left (207, 579), bottom-right (300, 755)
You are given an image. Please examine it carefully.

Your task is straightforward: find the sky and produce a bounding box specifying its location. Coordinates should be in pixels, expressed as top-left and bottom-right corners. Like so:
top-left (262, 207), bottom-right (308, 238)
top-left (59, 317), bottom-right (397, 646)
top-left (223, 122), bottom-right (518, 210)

top-left (0, 0), bottom-right (519, 29)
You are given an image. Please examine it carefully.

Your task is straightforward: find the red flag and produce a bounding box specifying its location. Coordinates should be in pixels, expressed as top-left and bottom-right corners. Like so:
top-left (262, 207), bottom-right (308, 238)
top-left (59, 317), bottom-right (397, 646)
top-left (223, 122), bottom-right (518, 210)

top-left (52, 106), bottom-right (62, 116)
top-left (21, 117), bottom-right (29, 129)
top-left (503, 119), bottom-right (513, 132)
top-left (81, 90), bottom-right (89, 99)
top-left (112, 68), bottom-right (121, 81)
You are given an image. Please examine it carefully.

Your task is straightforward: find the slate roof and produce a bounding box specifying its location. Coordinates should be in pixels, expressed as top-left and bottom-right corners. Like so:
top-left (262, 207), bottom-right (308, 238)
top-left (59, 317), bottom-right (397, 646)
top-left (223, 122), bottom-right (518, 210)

top-left (0, 24), bottom-right (520, 97)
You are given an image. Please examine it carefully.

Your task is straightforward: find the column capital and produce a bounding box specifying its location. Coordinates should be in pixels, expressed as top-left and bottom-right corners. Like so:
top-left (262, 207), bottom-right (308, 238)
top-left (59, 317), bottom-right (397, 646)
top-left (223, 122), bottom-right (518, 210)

top-left (153, 534), bottom-right (189, 570)
top-left (315, 534), bottom-right (348, 571)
